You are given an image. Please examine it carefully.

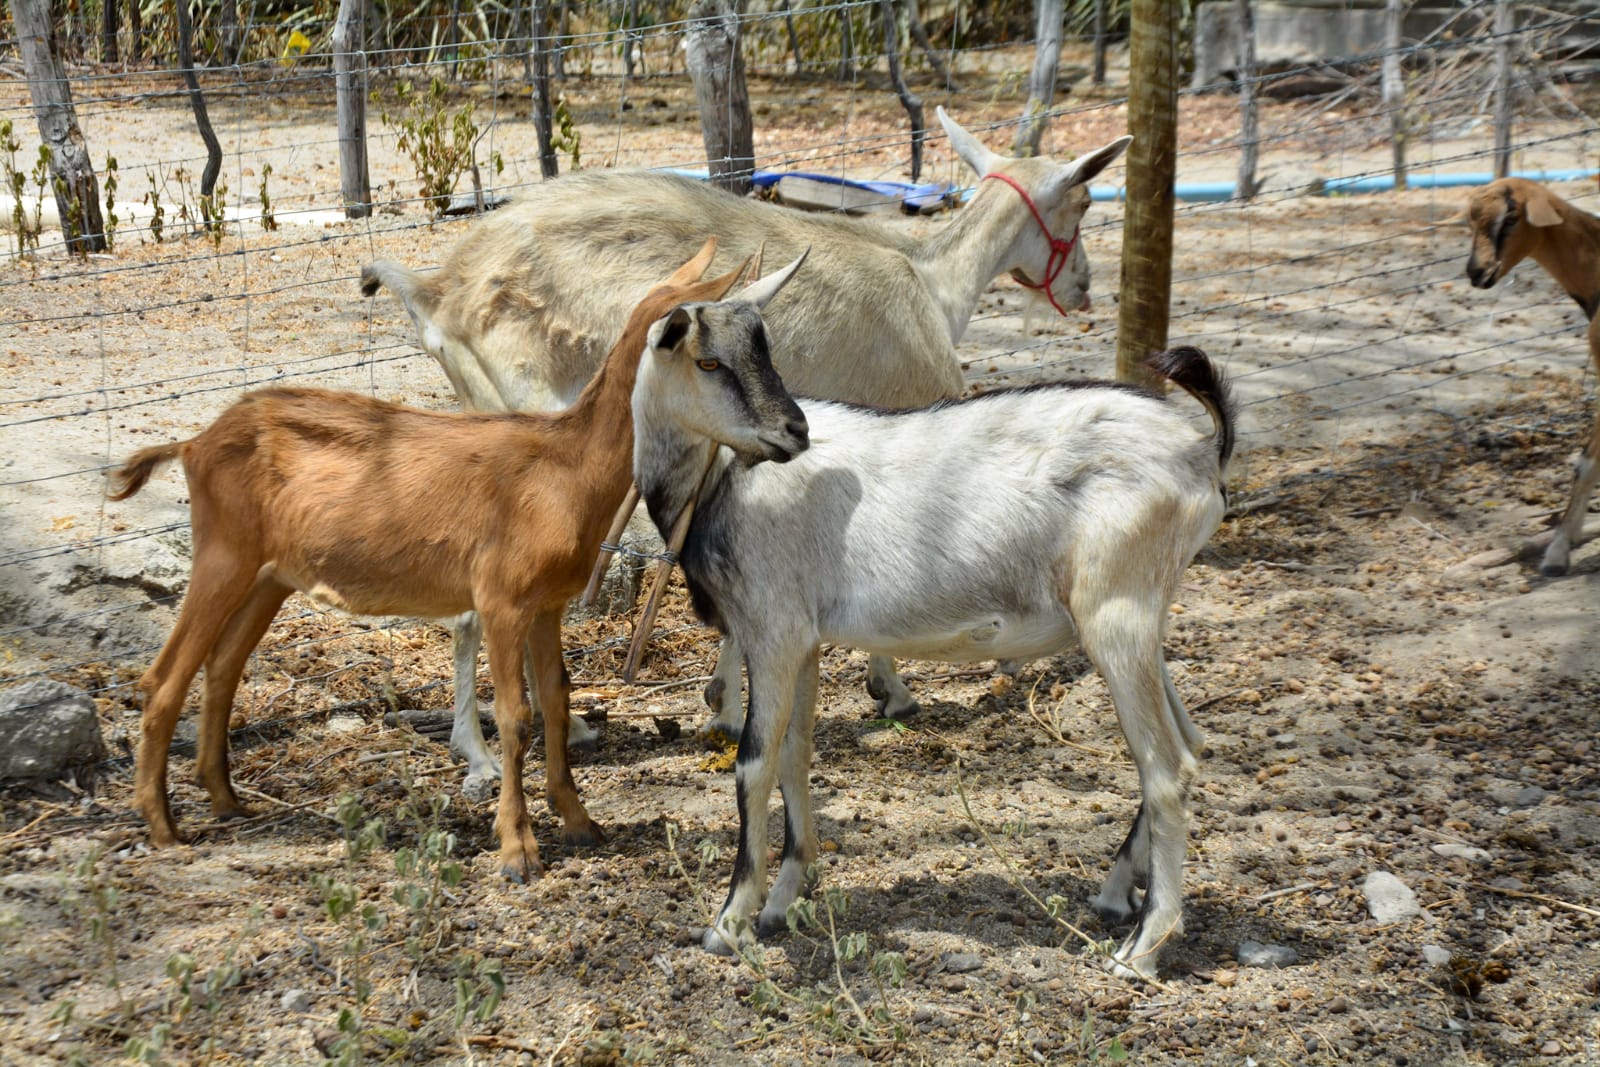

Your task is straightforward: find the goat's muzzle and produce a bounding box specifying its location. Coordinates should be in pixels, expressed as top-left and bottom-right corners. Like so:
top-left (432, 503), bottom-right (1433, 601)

top-left (757, 417), bottom-right (810, 463)
top-left (1466, 260), bottom-right (1500, 289)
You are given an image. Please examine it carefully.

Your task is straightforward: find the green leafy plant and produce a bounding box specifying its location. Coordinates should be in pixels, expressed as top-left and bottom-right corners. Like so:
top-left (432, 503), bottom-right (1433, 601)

top-left (200, 173), bottom-right (229, 248)
top-left (258, 163), bottom-right (276, 232)
top-left (102, 154), bottom-right (118, 251)
top-left (313, 794), bottom-right (388, 1067)
top-left (552, 93), bottom-right (581, 170)
top-left (30, 145), bottom-right (52, 252)
top-left (1, 119), bottom-right (39, 257)
top-left (381, 78), bottom-right (481, 217)
top-left (144, 169), bottom-right (165, 244)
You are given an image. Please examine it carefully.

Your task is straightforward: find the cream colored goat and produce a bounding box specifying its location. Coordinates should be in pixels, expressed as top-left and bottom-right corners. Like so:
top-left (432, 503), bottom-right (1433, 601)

top-left (106, 239), bottom-right (791, 879)
top-left (1462, 178), bottom-right (1600, 575)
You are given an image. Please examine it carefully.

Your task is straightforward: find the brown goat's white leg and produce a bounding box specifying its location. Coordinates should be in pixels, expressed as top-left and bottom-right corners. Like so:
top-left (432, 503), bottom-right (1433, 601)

top-left (525, 612), bottom-right (602, 848)
top-left (194, 575), bottom-right (290, 820)
top-left (135, 549), bottom-right (260, 845)
top-left (483, 610), bottom-right (542, 882)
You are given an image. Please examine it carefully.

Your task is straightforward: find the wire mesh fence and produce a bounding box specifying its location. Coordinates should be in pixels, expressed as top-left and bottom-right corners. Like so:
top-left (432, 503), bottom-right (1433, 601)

top-left (2, 0), bottom-right (1597, 739)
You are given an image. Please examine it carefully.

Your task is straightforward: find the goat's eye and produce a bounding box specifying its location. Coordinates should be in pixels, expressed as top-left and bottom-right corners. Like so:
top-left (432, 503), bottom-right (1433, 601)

top-left (696, 359), bottom-right (720, 372)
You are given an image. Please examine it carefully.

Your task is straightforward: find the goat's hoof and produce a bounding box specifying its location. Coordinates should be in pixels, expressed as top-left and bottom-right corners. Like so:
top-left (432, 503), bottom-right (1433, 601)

top-left (756, 909), bottom-right (791, 940)
top-left (1539, 559), bottom-right (1571, 578)
top-left (562, 822), bottom-right (606, 849)
top-left (697, 723), bottom-right (740, 750)
top-left (499, 856), bottom-right (545, 884)
top-left (1104, 952), bottom-right (1159, 984)
top-left (1089, 890), bottom-right (1141, 926)
top-left (567, 736), bottom-right (599, 756)
top-left (701, 925), bottom-right (739, 957)
top-left (213, 805), bottom-right (253, 823)
top-left (702, 677), bottom-right (727, 712)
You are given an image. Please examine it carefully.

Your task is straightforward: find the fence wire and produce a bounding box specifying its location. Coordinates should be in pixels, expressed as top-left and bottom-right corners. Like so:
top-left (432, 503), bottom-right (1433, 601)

top-left (2, 2), bottom-right (1596, 743)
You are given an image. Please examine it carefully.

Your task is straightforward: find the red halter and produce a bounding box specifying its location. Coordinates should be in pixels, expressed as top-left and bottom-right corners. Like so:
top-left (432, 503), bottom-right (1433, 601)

top-left (981, 171), bottom-right (1081, 317)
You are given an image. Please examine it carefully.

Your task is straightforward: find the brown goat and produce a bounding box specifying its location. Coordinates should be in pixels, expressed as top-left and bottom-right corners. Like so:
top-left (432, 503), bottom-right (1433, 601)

top-left (106, 239), bottom-right (760, 880)
top-left (1462, 178), bottom-right (1600, 575)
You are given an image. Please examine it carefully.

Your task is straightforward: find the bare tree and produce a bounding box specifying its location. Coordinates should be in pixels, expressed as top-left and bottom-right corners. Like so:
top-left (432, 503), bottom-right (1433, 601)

top-left (174, 0), bottom-right (224, 233)
top-left (1116, 0), bottom-right (1178, 388)
top-left (13, 0), bottom-right (106, 253)
top-left (1014, 0), bottom-right (1065, 157)
top-left (685, 0), bottom-right (754, 194)
top-left (880, 0), bottom-right (926, 180)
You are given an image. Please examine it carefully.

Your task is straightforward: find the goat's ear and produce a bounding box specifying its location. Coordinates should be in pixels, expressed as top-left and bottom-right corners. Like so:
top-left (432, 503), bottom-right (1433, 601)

top-left (648, 306), bottom-right (694, 356)
top-left (739, 247), bottom-right (809, 309)
top-left (1442, 206), bottom-right (1472, 228)
top-left (1525, 189), bottom-right (1563, 227)
top-left (939, 106), bottom-right (1000, 178)
top-left (666, 236), bottom-right (719, 287)
top-left (1062, 135), bottom-right (1132, 188)
top-left (705, 252), bottom-right (756, 302)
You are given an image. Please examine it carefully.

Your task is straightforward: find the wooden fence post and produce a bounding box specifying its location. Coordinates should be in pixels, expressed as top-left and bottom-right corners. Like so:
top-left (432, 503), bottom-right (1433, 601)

top-left (1014, 0), bottom-right (1064, 158)
top-left (1492, 0), bottom-right (1514, 179)
top-left (880, 0), bottom-right (926, 180)
top-left (1092, 0), bottom-right (1108, 86)
top-left (1384, 0), bottom-right (1406, 190)
top-left (1235, 0), bottom-right (1258, 199)
top-left (13, 0), bottom-right (106, 253)
top-left (530, 0), bottom-right (558, 179)
top-left (1115, 0), bottom-right (1178, 387)
top-left (334, 0), bottom-right (372, 217)
top-left (686, 0), bottom-right (754, 194)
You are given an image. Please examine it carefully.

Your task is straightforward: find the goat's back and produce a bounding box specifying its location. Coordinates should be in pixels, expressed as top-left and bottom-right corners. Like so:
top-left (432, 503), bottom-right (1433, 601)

top-left (415, 171), bottom-right (963, 411)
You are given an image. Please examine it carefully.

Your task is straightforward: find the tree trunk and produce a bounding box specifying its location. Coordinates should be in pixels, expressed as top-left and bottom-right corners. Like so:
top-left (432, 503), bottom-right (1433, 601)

top-left (838, 6), bottom-right (854, 82)
top-left (1116, 0), bottom-right (1178, 388)
top-left (781, 0), bottom-right (805, 75)
top-left (129, 0), bottom-right (143, 62)
top-left (334, 0), bottom-right (371, 217)
top-left (1235, 0), bottom-right (1258, 199)
top-left (1492, 0), bottom-right (1514, 179)
top-left (218, 0), bottom-right (241, 65)
top-left (685, 0), bottom-right (754, 194)
top-left (174, 0), bottom-right (223, 233)
top-left (1384, 0), bottom-right (1406, 190)
top-left (13, 0), bottom-right (106, 253)
top-left (1092, 0), bottom-right (1108, 85)
top-left (530, 0), bottom-right (558, 179)
top-left (554, 0), bottom-right (568, 78)
top-left (880, 0), bottom-right (925, 181)
top-left (904, 0), bottom-right (953, 89)
top-left (1014, 0), bottom-right (1064, 157)
top-left (101, 0), bottom-right (119, 64)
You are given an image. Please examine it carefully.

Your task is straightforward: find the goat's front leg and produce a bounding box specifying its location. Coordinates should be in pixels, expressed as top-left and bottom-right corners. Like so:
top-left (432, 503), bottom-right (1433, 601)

top-left (483, 611), bottom-right (541, 882)
top-left (1080, 606), bottom-right (1197, 982)
top-left (864, 653), bottom-right (919, 719)
top-left (705, 640), bottom-right (806, 957)
top-left (447, 612), bottom-right (500, 779)
top-left (526, 611), bottom-right (602, 848)
top-left (1540, 324), bottom-right (1600, 576)
top-left (758, 646), bottom-right (822, 937)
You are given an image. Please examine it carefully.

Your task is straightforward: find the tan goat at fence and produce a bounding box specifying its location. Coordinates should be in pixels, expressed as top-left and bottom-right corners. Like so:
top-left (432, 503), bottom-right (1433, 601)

top-left (106, 238), bottom-right (779, 880)
top-left (1462, 178), bottom-right (1600, 575)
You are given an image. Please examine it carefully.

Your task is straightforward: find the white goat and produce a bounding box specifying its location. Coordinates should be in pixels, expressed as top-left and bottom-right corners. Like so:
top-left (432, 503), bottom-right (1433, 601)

top-left (362, 108), bottom-right (1133, 752)
top-left (1461, 177), bottom-right (1600, 575)
top-left (631, 337), bottom-right (1236, 981)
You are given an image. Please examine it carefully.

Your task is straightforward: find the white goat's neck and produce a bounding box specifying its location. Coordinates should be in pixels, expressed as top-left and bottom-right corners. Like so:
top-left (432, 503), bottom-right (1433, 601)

top-left (913, 172), bottom-right (1049, 344)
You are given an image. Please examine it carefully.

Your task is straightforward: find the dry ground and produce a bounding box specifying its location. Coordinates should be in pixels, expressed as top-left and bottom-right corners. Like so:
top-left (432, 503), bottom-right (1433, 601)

top-left (2, 49), bottom-right (1599, 1067)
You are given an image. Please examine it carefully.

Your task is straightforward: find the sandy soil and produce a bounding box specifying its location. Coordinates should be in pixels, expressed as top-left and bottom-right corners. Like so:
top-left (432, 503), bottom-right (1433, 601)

top-left (2, 49), bottom-right (1599, 1067)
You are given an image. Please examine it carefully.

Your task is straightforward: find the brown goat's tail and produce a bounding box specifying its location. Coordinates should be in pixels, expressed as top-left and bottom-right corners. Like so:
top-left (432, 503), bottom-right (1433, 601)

top-left (1145, 346), bottom-right (1236, 469)
top-left (107, 442), bottom-right (184, 501)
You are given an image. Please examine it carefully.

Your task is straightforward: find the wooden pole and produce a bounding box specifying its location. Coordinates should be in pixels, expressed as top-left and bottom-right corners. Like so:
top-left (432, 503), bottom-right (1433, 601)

top-left (1092, 0), bottom-right (1108, 86)
top-left (101, 0), bottom-right (119, 63)
top-left (781, 0), bottom-right (805, 74)
top-left (1235, 0), bottom-right (1258, 200)
top-left (1014, 0), bottom-right (1064, 158)
top-left (1384, 0), bottom-right (1407, 190)
top-left (13, 0), bottom-right (106, 253)
top-left (530, 0), bottom-right (558, 179)
top-left (1492, 0), bottom-right (1514, 180)
top-left (1115, 0), bottom-right (1178, 388)
top-left (880, 0), bottom-right (926, 180)
top-left (334, 0), bottom-right (371, 218)
top-left (685, 0), bottom-right (755, 194)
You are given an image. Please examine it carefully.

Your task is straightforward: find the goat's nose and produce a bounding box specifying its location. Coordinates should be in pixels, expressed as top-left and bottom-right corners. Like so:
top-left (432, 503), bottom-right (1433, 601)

top-left (1078, 293), bottom-right (1092, 312)
top-left (786, 418), bottom-right (810, 447)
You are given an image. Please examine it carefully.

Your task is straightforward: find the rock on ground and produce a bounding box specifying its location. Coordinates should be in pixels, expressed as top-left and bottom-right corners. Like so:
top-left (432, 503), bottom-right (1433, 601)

top-left (0, 679), bottom-right (105, 782)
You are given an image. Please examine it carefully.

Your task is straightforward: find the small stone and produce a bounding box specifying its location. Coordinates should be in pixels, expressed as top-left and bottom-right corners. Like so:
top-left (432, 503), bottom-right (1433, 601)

top-left (1238, 940), bottom-right (1298, 968)
top-left (1540, 1040), bottom-right (1562, 1056)
top-left (461, 774), bottom-right (495, 803)
top-left (1327, 995), bottom-right (1350, 1013)
top-left (1273, 733), bottom-right (1297, 749)
top-left (941, 951), bottom-right (983, 974)
top-left (281, 989), bottom-right (312, 1013)
top-left (1431, 843), bottom-right (1490, 863)
top-left (912, 1006), bottom-right (934, 1024)
top-left (326, 715), bottom-right (365, 734)
top-left (1422, 944), bottom-right (1453, 967)
top-left (1514, 785), bottom-right (1547, 807)
top-left (1212, 968), bottom-right (1238, 987)
top-left (1362, 871), bottom-right (1423, 924)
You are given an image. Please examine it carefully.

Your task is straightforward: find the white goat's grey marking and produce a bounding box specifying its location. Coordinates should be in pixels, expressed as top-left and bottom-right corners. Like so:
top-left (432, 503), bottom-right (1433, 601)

top-left (634, 346), bottom-right (1234, 981)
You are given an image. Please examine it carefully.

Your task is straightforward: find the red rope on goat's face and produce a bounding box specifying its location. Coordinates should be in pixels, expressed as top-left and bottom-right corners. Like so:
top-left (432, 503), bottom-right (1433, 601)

top-left (981, 171), bottom-right (1081, 317)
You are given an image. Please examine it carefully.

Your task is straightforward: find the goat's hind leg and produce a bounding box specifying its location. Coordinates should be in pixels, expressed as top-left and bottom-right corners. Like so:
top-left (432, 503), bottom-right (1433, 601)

top-left (194, 574), bottom-right (291, 821)
top-left (446, 612), bottom-right (501, 779)
top-left (526, 612), bottom-right (602, 848)
top-left (1079, 608), bottom-right (1198, 981)
top-left (698, 635), bottom-right (746, 743)
top-left (1540, 333), bottom-right (1600, 575)
top-left (758, 647), bottom-right (822, 937)
top-left (865, 653), bottom-right (920, 719)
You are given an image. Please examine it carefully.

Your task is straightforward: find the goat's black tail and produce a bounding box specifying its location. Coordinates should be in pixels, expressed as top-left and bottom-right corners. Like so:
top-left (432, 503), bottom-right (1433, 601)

top-left (1145, 346), bottom-right (1236, 468)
